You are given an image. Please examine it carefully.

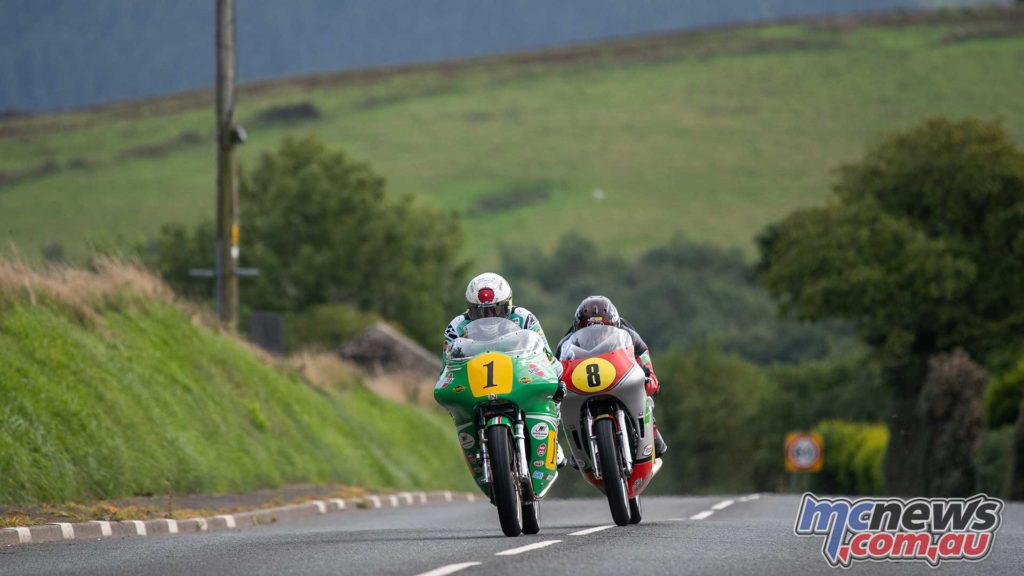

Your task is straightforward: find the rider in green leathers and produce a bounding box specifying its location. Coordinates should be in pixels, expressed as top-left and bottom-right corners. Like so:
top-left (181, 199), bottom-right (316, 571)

top-left (442, 272), bottom-right (552, 362)
top-left (443, 272), bottom-right (564, 467)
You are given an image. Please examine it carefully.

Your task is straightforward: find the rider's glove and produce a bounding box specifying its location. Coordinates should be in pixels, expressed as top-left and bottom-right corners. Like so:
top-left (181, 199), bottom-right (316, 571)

top-left (553, 381), bottom-right (566, 404)
top-left (643, 365), bottom-right (660, 397)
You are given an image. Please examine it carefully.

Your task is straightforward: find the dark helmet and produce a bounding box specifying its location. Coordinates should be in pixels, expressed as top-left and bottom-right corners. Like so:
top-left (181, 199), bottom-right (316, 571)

top-left (574, 295), bottom-right (620, 330)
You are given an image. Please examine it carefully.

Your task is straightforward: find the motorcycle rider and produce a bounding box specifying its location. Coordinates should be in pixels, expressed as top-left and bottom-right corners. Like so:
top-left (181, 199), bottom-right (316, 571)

top-left (442, 272), bottom-right (552, 360)
top-left (443, 272), bottom-right (566, 467)
top-left (555, 295), bottom-right (669, 456)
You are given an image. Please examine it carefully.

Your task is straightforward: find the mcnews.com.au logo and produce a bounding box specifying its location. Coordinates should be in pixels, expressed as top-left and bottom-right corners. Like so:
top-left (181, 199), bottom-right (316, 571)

top-left (794, 493), bottom-right (1003, 568)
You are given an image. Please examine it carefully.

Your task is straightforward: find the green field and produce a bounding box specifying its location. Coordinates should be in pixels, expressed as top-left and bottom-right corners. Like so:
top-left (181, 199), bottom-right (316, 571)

top-left (0, 260), bottom-right (473, 505)
top-left (1, 8), bottom-right (1023, 264)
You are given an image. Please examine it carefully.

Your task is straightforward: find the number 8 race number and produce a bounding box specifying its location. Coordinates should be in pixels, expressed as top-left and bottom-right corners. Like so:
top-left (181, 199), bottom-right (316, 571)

top-left (570, 358), bottom-right (617, 394)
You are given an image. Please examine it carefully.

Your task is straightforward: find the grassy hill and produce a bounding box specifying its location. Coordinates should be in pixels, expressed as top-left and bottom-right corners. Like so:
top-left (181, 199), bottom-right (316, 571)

top-left (0, 258), bottom-right (473, 505)
top-left (1, 7), bottom-right (1023, 265)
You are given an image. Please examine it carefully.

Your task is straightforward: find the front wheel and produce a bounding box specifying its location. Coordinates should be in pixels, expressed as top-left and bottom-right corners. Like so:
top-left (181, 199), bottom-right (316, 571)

top-left (629, 496), bottom-right (642, 524)
top-left (487, 426), bottom-right (523, 537)
top-left (522, 499), bottom-right (541, 534)
top-left (595, 418), bottom-right (630, 526)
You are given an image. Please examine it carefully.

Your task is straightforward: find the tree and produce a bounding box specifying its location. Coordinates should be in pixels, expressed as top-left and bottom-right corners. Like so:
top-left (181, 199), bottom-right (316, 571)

top-left (758, 118), bottom-right (1024, 495)
top-left (145, 136), bottom-right (466, 347)
top-left (501, 233), bottom-right (856, 365)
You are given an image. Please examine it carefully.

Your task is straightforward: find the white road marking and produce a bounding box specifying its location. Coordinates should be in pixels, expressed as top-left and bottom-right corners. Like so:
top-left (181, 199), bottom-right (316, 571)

top-left (192, 518), bottom-right (208, 532)
top-left (689, 510), bottom-right (715, 520)
top-left (54, 522), bottom-right (74, 539)
top-left (388, 495), bottom-right (400, 507)
top-left (466, 494), bottom-right (477, 502)
top-left (13, 527), bottom-right (31, 543)
top-left (216, 514), bottom-right (236, 528)
top-left (166, 519), bottom-right (178, 534)
top-left (92, 520), bottom-right (112, 537)
top-left (130, 520), bottom-right (147, 536)
top-left (739, 493), bottom-right (761, 502)
top-left (569, 525), bottom-right (615, 536)
top-left (495, 539), bottom-right (562, 555)
top-left (399, 492), bottom-right (414, 505)
top-left (312, 500), bottom-right (327, 514)
top-left (366, 496), bottom-right (382, 508)
top-left (414, 562), bottom-right (482, 576)
top-left (330, 498), bottom-right (346, 511)
top-left (711, 499), bottom-right (734, 511)
top-left (417, 492), bottom-right (428, 504)
top-left (443, 491), bottom-right (453, 502)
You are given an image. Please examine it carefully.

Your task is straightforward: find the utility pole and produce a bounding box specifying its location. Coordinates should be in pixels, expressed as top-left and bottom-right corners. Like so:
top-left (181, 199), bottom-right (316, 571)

top-left (215, 0), bottom-right (244, 330)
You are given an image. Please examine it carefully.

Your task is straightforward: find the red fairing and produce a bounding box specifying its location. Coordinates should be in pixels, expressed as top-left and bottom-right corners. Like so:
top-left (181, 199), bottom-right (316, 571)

top-left (560, 346), bottom-right (635, 394)
top-left (583, 459), bottom-right (656, 498)
top-left (626, 460), bottom-right (655, 498)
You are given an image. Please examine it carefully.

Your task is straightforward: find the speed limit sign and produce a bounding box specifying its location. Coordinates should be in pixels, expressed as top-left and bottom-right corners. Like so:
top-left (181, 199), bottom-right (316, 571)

top-left (785, 432), bottom-right (823, 473)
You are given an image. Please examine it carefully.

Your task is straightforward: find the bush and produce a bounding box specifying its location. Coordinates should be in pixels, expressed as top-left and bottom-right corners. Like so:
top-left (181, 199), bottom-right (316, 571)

top-left (811, 420), bottom-right (888, 496)
top-left (654, 345), bottom-right (773, 494)
top-left (975, 425), bottom-right (1014, 498)
top-left (284, 303), bottom-right (379, 352)
top-left (764, 354), bottom-right (888, 428)
top-left (985, 360), bottom-right (1024, 429)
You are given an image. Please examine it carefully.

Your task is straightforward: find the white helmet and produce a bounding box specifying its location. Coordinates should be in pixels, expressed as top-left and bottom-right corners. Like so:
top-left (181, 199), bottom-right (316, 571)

top-left (465, 272), bottom-right (513, 320)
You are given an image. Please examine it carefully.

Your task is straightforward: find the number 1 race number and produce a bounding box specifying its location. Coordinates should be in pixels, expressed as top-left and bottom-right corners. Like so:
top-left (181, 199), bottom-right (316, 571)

top-left (468, 352), bottom-right (514, 397)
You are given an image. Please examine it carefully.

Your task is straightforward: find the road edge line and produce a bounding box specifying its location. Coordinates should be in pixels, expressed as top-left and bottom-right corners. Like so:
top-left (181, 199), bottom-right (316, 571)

top-left (1, 490), bottom-right (481, 548)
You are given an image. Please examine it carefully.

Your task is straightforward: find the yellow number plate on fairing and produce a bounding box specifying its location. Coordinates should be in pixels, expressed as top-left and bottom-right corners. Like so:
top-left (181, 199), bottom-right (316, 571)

top-left (467, 352), bottom-right (514, 397)
top-left (570, 357), bottom-right (617, 393)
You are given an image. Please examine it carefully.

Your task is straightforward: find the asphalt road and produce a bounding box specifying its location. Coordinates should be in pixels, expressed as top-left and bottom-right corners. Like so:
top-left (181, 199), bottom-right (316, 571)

top-left (2, 494), bottom-right (1021, 575)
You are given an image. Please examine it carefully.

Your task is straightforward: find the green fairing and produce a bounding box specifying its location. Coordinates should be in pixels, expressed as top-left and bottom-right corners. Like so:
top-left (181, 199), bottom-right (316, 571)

top-left (434, 324), bottom-right (562, 498)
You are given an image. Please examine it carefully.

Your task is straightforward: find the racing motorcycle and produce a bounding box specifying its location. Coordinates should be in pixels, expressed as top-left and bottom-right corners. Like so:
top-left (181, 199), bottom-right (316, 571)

top-left (434, 317), bottom-right (563, 537)
top-left (558, 324), bottom-right (662, 526)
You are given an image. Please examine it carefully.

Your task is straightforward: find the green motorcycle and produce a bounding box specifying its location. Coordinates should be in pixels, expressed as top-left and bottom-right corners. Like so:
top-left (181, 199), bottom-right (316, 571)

top-left (434, 317), bottom-right (563, 537)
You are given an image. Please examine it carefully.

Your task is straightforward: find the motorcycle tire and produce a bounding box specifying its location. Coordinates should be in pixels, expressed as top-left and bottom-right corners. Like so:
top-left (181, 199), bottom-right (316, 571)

top-left (595, 418), bottom-right (631, 526)
top-left (629, 496), bottom-right (642, 524)
top-left (487, 425), bottom-right (523, 537)
top-left (522, 499), bottom-right (541, 534)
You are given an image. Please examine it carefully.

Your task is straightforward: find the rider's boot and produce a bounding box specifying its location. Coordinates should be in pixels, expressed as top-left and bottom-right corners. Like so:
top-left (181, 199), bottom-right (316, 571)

top-left (654, 425), bottom-right (668, 456)
top-left (556, 444), bottom-right (567, 469)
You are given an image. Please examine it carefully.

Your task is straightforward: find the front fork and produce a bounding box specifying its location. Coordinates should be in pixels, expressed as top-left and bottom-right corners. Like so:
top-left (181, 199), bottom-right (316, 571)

top-left (616, 408), bottom-right (633, 477)
top-left (479, 415), bottom-right (530, 496)
top-left (514, 421), bottom-right (530, 482)
top-left (587, 406), bottom-right (633, 480)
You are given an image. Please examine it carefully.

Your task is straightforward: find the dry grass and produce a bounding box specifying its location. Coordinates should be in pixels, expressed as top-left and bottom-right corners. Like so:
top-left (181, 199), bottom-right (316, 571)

top-left (367, 370), bottom-right (438, 408)
top-left (0, 252), bottom-right (175, 324)
top-left (289, 352), bottom-right (361, 393)
top-left (0, 251), bottom-right (247, 344)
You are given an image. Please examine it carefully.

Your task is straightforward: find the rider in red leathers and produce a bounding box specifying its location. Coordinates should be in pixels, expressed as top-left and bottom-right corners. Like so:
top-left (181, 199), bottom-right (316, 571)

top-left (555, 295), bottom-right (668, 456)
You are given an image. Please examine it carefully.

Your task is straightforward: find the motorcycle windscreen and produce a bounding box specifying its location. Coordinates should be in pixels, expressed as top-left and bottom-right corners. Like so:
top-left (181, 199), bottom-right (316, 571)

top-left (447, 317), bottom-right (546, 366)
top-left (559, 324), bottom-right (633, 360)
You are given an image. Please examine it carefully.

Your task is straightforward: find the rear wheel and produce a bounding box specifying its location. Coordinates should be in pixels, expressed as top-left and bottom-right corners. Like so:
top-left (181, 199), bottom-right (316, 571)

top-left (487, 426), bottom-right (522, 537)
top-left (522, 499), bottom-right (541, 534)
top-left (629, 496), bottom-right (643, 524)
top-left (595, 418), bottom-right (630, 526)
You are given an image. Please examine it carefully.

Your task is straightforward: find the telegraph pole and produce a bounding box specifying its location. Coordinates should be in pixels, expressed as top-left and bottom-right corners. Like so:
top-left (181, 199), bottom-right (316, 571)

top-left (215, 0), bottom-right (241, 330)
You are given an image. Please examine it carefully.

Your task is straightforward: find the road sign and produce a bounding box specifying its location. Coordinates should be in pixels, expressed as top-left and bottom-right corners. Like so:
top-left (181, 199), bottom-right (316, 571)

top-left (785, 432), bottom-right (823, 473)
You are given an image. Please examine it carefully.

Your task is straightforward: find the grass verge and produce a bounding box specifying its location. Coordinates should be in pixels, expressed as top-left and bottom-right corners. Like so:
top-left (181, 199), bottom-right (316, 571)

top-left (0, 258), bottom-right (473, 506)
